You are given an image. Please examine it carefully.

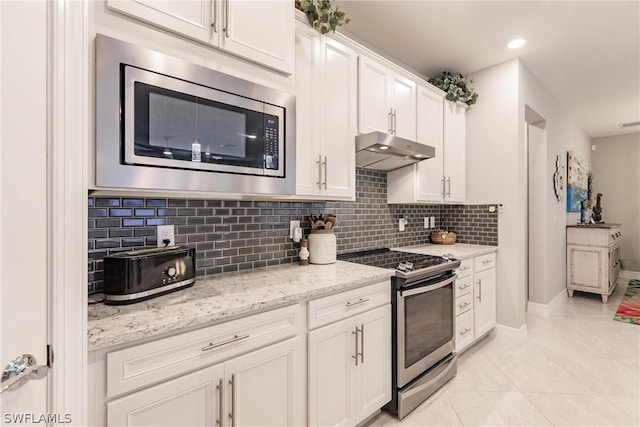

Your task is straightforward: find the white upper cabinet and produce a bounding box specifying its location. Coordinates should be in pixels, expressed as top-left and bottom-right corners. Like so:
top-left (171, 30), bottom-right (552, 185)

top-left (443, 101), bottom-right (466, 202)
top-left (294, 21), bottom-right (357, 200)
top-left (358, 55), bottom-right (416, 139)
top-left (387, 97), bottom-right (467, 204)
top-left (106, 0), bottom-right (294, 74)
top-left (415, 85), bottom-right (445, 202)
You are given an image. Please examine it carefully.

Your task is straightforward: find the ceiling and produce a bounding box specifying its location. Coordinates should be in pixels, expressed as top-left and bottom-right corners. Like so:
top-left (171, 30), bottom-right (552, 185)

top-left (335, 1), bottom-right (640, 138)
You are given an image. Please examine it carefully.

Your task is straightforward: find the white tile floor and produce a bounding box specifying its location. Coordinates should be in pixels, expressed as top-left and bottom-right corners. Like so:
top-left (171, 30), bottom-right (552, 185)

top-left (366, 278), bottom-right (640, 426)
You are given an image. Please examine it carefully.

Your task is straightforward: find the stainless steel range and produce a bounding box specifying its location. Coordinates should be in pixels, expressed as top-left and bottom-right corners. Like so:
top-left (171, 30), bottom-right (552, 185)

top-left (338, 248), bottom-right (461, 419)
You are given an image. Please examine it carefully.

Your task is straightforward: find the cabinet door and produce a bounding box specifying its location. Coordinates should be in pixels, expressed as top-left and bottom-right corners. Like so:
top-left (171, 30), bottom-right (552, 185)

top-left (321, 38), bottom-right (357, 199)
top-left (294, 23), bottom-right (321, 196)
top-left (474, 268), bottom-right (496, 337)
top-left (389, 73), bottom-right (417, 140)
top-left (106, 0), bottom-right (216, 46)
top-left (225, 337), bottom-right (303, 427)
top-left (416, 85), bottom-right (445, 202)
top-left (568, 246), bottom-right (605, 289)
top-left (358, 56), bottom-right (391, 134)
top-left (221, 0), bottom-right (294, 74)
top-left (308, 317), bottom-right (357, 427)
top-left (107, 363), bottom-right (224, 427)
top-left (443, 101), bottom-right (466, 202)
top-left (355, 305), bottom-right (391, 422)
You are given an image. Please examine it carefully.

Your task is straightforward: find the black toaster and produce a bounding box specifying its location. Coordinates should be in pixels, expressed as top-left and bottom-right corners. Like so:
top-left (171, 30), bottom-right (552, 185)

top-left (103, 246), bottom-right (196, 305)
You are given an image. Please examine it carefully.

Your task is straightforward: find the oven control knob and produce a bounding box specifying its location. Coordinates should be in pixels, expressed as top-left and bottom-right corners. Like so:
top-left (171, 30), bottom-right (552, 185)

top-left (165, 266), bottom-right (177, 278)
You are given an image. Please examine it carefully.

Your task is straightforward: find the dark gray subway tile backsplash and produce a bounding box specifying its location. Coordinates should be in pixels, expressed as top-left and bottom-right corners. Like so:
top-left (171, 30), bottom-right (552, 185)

top-left (87, 168), bottom-right (498, 292)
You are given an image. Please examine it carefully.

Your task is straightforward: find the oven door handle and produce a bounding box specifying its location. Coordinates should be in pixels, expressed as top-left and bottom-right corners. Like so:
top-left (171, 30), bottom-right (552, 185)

top-left (400, 275), bottom-right (456, 297)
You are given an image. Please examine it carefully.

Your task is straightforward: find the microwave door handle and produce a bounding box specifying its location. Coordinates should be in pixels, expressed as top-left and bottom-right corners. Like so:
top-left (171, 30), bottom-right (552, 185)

top-left (401, 275), bottom-right (456, 297)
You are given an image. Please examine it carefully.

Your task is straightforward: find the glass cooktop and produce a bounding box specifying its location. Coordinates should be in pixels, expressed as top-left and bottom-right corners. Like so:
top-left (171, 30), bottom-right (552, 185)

top-left (337, 248), bottom-right (451, 272)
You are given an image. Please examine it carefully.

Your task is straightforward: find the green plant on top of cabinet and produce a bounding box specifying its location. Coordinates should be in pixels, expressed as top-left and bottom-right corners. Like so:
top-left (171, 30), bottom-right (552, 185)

top-left (358, 55), bottom-right (417, 140)
top-left (387, 98), bottom-right (467, 204)
top-left (295, 20), bottom-right (357, 200)
top-left (106, 0), bottom-right (294, 74)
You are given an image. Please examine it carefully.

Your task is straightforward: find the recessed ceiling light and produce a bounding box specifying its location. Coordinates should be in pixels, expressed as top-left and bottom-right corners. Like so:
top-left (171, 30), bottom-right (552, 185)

top-left (508, 38), bottom-right (526, 49)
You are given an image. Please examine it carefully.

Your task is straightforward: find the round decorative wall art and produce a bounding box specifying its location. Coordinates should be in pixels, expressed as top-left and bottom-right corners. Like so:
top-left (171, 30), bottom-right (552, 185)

top-left (553, 154), bottom-right (565, 202)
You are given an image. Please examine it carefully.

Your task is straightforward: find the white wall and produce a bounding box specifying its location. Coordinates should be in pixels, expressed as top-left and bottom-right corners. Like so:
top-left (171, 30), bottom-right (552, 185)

top-left (466, 59), bottom-right (525, 330)
top-left (592, 132), bottom-right (640, 272)
top-left (519, 63), bottom-right (592, 304)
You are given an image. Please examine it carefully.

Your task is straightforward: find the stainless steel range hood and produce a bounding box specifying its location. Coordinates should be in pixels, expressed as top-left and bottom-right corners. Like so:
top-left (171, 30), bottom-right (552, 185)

top-left (355, 132), bottom-right (435, 171)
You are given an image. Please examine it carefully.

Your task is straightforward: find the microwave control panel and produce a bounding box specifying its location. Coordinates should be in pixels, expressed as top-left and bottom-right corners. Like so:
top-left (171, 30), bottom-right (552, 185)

top-left (264, 116), bottom-right (279, 170)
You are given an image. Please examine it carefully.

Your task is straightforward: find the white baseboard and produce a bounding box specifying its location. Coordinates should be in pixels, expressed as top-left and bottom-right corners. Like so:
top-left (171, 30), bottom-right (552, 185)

top-left (493, 323), bottom-right (528, 339)
top-left (527, 289), bottom-right (567, 317)
top-left (620, 270), bottom-right (640, 280)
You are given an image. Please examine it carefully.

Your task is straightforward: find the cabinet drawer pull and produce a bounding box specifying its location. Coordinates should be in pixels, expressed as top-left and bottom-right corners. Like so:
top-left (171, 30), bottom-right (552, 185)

top-left (458, 301), bottom-right (471, 309)
top-left (459, 283), bottom-right (471, 290)
top-left (459, 328), bottom-right (471, 336)
top-left (216, 378), bottom-right (223, 426)
top-left (345, 298), bottom-right (370, 308)
top-left (482, 260), bottom-right (492, 264)
top-left (202, 334), bottom-right (249, 352)
top-left (459, 266), bottom-right (471, 271)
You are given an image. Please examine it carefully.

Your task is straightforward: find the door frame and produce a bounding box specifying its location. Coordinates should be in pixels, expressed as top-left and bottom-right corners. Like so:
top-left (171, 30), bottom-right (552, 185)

top-left (48, 0), bottom-right (88, 424)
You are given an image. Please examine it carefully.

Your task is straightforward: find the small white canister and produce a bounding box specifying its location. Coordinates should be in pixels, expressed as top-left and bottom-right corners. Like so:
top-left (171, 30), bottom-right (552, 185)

top-left (307, 230), bottom-right (336, 264)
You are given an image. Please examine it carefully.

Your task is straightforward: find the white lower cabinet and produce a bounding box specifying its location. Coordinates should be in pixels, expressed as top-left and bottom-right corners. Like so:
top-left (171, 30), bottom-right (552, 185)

top-left (307, 283), bottom-right (391, 427)
top-left (454, 252), bottom-right (497, 352)
top-left (107, 337), bottom-right (302, 427)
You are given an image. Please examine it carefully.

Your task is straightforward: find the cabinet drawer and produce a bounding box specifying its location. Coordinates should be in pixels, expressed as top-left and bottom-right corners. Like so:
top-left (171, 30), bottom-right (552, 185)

top-left (475, 253), bottom-right (496, 272)
top-left (107, 304), bottom-right (302, 398)
top-left (455, 275), bottom-right (473, 297)
top-left (455, 310), bottom-right (474, 351)
top-left (307, 280), bottom-right (391, 330)
top-left (455, 292), bottom-right (473, 316)
top-left (456, 258), bottom-right (473, 278)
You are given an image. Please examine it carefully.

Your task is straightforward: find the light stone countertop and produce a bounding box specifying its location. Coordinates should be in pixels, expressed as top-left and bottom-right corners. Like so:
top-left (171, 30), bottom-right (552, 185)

top-left (393, 243), bottom-right (498, 260)
top-left (88, 261), bottom-right (394, 351)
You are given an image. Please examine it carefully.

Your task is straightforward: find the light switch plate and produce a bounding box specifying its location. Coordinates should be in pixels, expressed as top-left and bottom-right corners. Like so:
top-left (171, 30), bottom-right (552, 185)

top-left (424, 217), bottom-right (429, 229)
top-left (430, 217), bottom-right (436, 228)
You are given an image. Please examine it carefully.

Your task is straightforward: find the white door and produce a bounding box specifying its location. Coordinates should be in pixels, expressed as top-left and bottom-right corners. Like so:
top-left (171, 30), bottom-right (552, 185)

top-left (221, 0), bottom-right (294, 74)
top-left (389, 74), bottom-right (416, 140)
top-left (321, 38), bottom-right (357, 199)
top-left (416, 85), bottom-right (445, 202)
top-left (0, 0), bottom-right (50, 417)
top-left (355, 305), bottom-right (391, 421)
top-left (358, 56), bottom-right (390, 134)
top-left (443, 101), bottom-right (466, 202)
top-left (107, 364), bottom-right (224, 427)
top-left (474, 268), bottom-right (496, 337)
top-left (308, 317), bottom-right (357, 427)
top-left (225, 337), bottom-right (303, 427)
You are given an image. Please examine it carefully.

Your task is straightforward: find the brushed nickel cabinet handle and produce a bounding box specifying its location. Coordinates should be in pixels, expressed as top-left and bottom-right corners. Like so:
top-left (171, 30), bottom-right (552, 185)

top-left (323, 156), bottom-right (327, 189)
top-left (352, 327), bottom-right (359, 366)
top-left (345, 297), bottom-right (370, 307)
top-left (447, 176), bottom-right (451, 197)
top-left (477, 279), bottom-right (482, 302)
top-left (223, 0), bottom-right (229, 38)
top-left (228, 374), bottom-right (236, 427)
top-left (360, 323), bottom-right (364, 364)
top-left (441, 177), bottom-right (445, 198)
top-left (482, 260), bottom-right (492, 264)
top-left (211, 0), bottom-right (218, 32)
top-left (459, 328), bottom-right (471, 335)
top-left (216, 378), bottom-right (223, 426)
top-left (388, 109), bottom-right (393, 133)
top-left (316, 155), bottom-right (322, 189)
top-left (202, 334), bottom-right (249, 352)
top-left (393, 108), bottom-right (397, 135)
top-left (458, 301), bottom-right (471, 309)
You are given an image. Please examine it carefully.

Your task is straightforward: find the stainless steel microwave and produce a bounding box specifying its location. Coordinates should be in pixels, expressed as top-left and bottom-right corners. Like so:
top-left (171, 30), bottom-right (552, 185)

top-left (95, 35), bottom-right (295, 195)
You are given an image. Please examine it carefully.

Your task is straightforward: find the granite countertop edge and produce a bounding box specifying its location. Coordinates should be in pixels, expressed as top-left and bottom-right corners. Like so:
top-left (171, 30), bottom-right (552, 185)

top-left (393, 243), bottom-right (499, 260)
top-left (87, 261), bottom-right (394, 351)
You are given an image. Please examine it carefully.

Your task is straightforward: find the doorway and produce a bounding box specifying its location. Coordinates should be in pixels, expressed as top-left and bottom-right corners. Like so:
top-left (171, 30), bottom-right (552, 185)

top-left (525, 106), bottom-right (547, 309)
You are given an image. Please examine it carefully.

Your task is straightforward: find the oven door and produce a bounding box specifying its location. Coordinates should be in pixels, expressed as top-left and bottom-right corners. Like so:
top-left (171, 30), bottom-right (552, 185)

top-left (123, 65), bottom-right (284, 177)
top-left (397, 273), bottom-right (455, 388)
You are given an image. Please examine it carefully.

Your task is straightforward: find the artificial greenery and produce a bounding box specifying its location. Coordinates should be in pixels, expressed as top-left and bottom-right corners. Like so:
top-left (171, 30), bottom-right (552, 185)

top-left (428, 72), bottom-right (479, 105)
top-left (296, 0), bottom-right (350, 34)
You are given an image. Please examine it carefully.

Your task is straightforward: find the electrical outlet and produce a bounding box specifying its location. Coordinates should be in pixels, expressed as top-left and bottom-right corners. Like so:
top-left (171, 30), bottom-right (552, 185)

top-left (430, 217), bottom-right (436, 228)
top-left (157, 225), bottom-right (175, 247)
top-left (399, 218), bottom-right (406, 232)
top-left (289, 220), bottom-right (301, 241)
top-left (424, 217), bottom-right (429, 229)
